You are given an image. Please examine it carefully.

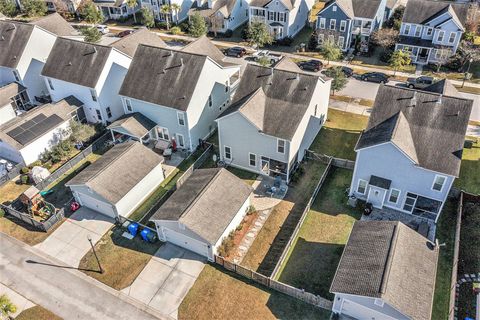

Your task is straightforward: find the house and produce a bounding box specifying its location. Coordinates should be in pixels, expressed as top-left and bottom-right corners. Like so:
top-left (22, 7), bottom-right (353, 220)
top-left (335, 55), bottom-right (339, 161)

top-left (330, 220), bottom-right (438, 320)
top-left (150, 168), bottom-right (252, 261)
top-left (315, 0), bottom-right (387, 51)
top-left (248, 0), bottom-right (314, 40)
top-left (395, 0), bottom-right (469, 64)
top-left (95, 0), bottom-right (139, 20)
top-left (29, 13), bottom-right (78, 38)
top-left (423, 78), bottom-right (459, 96)
top-left (349, 85), bottom-right (472, 222)
top-left (189, 0), bottom-right (249, 34)
top-left (216, 61), bottom-right (331, 182)
top-left (118, 36), bottom-right (241, 151)
top-left (109, 28), bottom-right (166, 58)
top-left (66, 141), bottom-right (165, 219)
top-left (107, 112), bottom-right (158, 143)
top-left (142, 0), bottom-right (192, 23)
top-left (0, 96), bottom-right (83, 165)
top-left (0, 83), bottom-right (30, 126)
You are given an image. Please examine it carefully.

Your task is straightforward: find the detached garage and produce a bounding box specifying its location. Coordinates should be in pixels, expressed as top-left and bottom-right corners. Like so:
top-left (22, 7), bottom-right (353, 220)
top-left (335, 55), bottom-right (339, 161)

top-left (66, 141), bottom-right (165, 219)
top-left (150, 168), bottom-right (252, 261)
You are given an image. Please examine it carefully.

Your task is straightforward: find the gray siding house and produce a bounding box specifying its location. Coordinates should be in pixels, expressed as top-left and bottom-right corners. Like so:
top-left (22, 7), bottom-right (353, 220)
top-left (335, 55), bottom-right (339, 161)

top-left (350, 85), bottom-right (472, 222)
top-left (395, 0), bottom-right (468, 64)
top-left (216, 59), bottom-right (331, 182)
top-left (315, 0), bottom-right (387, 51)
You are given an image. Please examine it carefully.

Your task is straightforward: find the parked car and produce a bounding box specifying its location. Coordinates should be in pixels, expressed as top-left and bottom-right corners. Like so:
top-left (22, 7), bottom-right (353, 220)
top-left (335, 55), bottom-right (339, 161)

top-left (224, 46), bottom-right (247, 58)
top-left (360, 72), bottom-right (389, 83)
top-left (117, 30), bottom-right (134, 38)
top-left (406, 76), bottom-right (434, 89)
top-left (96, 25), bottom-right (110, 35)
top-left (251, 50), bottom-right (282, 64)
top-left (341, 66), bottom-right (354, 77)
top-left (297, 59), bottom-right (323, 72)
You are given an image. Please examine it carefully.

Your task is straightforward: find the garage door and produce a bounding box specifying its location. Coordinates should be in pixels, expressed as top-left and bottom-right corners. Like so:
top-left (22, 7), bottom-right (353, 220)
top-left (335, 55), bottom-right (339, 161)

top-left (164, 228), bottom-right (210, 258)
top-left (341, 299), bottom-right (396, 320)
top-left (75, 192), bottom-right (116, 218)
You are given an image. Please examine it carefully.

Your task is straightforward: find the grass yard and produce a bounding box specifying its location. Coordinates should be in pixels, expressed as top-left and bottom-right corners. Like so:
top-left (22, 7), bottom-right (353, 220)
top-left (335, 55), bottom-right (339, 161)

top-left (310, 109), bottom-right (368, 160)
top-left (78, 225), bottom-right (163, 290)
top-left (455, 137), bottom-right (480, 194)
top-left (275, 167), bottom-right (361, 299)
top-left (179, 264), bottom-right (331, 320)
top-left (350, 48), bottom-right (416, 74)
top-left (15, 306), bottom-right (62, 320)
top-left (431, 198), bottom-right (458, 320)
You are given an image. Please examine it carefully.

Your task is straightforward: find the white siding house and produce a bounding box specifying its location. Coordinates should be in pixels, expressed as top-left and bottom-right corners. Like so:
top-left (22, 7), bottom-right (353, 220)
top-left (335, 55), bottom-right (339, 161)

top-left (189, 0), bottom-right (249, 33)
top-left (217, 60), bottom-right (331, 182)
top-left (0, 83), bottom-right (30, 126)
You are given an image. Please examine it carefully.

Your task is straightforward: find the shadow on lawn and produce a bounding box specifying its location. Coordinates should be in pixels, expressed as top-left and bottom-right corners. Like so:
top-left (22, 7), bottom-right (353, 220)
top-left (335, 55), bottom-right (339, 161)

top-left (310, 127), bottom-right (361, 161)
top-left (109, 225), bottom-right (163, 256)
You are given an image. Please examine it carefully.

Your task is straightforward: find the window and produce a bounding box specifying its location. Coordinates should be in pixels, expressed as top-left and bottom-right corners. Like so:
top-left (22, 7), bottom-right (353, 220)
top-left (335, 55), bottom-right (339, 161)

top-left (106, 107), bottom-right (112, 118)
top-left (374, 299), bottom-right (384, 307)
top-left (125, 98), bottom-right (132, 112)
top-left (224, 146), bottom-right (232, 160)
top-left (332, 5), bottom-right (337, 11)
top-left (318, 34), bottom-right (324, 44)
top-left (225, 80), bottom-right (229, 92)
top-left (329, 19), bottom-right (336, 30)
top-left (319, 18), bottom-right (325, 29)
top-left (90, 89), bottom-right (97, 102)
top-left (340, 20), bottom-right (346, 32)
top-left (96, 109), bottom-right (102, 121)
top-left (47, 78), bottom-right (54, 90)
top-left (437, 30), bottom-right (445, 42)
top-left (388, 189), bottom-right (400, 204)
top-left (414, 25), bottom-right (421, 37)
top-left (338, 36), bottom-right (345, 48)
top-left (177, 112), bottom-right (185, 126)
top-left (432, 175), bottom-right (446, 192)
top-left (426, 27), bottom-right (433, 36)
top-left (277, 139), bottom-right (285, 153)
top-left (249, 153), bottom-right (256, 167)
top-left (314, 104), bottom-right (317, 116)
top-left (403, 193), bottom-right (417, 212)
top-left (448, 32), bottom-right (456, 44)
top-left (157, 127), bottom-right (169, 140)
top-left (208, 95), bottom-right (212, 107)
top-left (357, 179), bottom-right (367, 194)
top-left (12, 70), bottom-right (20, 82)
top-left (403, 24), bottom-right (410, 35)
top-left (176, 134), bottom-right (185, 148)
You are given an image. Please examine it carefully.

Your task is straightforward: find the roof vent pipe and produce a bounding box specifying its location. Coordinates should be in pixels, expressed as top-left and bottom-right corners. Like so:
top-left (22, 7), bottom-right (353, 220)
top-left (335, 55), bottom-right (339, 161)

top-left (436, 94), bottom-right (442, 106)
top-left (270, 67), bottom-right (274, 75)
top-left (296, 73), bottom-right (299, 81)
top-left (410, 91), bottom-right (417, 107)
top-left (180, 58), bottom-right (184, 66)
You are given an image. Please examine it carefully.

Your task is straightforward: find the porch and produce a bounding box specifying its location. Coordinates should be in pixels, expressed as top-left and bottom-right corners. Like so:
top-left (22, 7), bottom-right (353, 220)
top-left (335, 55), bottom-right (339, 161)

top-left (260, 156), bottom-right (289, 182)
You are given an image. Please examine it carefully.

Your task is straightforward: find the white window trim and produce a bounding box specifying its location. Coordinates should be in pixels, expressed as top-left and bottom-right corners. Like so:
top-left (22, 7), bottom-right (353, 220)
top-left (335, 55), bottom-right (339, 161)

top-left (338, 36), bottom-right (344, 48)
top-left (277, 139), bottom-right (285, 154)
top-left (357, 179), bottom-right (368, 195)
top-left (340, 20), bottom-right (346, 32)
top-left (388, 188), bottom-right (401, 204)
top-left (426, 27), bottom-right (433, 36)
top-left (319, 18), bottom-right (326, 29)
top-left (404, 24), bottom-right (410, 35)
top-left (437, 30), bottom-right (445, 42)
top-left (448, 32), bottom-right (456, 44)
top-left (249, 153), bottom-right (257, 167)
top-left (414, 25), bottom-right (421, 37)
top-left (177, 111), bottom-right (185, 126)
top-left (47, 78), bottom-right (54, 90)
top-left (332, 5), bottom-right (337, 11)
top-left (125, 98), bottom-right (132, 112)
top-left (432, 174), bottom-right (447, 192)
top-left (329, 19), bottom-right (336, 30)
top-left (176, 133), bottom-right (185, 148)
top-left (157, 126), bottom-right (170, 141)
top-left (224, 145), bottom-right (232, 160)
top-left (374, 298), bottom-right (384, 307)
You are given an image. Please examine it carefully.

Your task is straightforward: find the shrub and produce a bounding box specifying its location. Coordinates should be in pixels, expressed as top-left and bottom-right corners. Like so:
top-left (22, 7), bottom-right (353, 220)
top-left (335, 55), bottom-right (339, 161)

top-left (21, 175), bottom-right (29, 185)
top-left (29, 160), bottom-right (42, 167)
top-left (223, 29), bottom-right (233, 38)
top-left (0, 208), bottom-right (5, 218)
top-left (179, 21), bottom-right (189, 32)
top-left (20, 167), bottom-right (29, 174)
top-left (170, 26), bottom-right (181, 35)
top-left (275, 36), bottom-right (293, 46)
top-left (156, 21), bottom-right (168, 29)
top-left (247, 205), bottom-right (256, 215)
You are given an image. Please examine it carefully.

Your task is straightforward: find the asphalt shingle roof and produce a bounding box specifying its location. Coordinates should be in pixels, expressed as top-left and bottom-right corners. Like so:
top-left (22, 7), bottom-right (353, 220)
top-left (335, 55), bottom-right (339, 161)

top-left (402, 0), bottom-right (468, 28)
top-left (110, 28), bottom-right (166, 57)
top-left (30, 13), bottom-right (77, 36)
top-left (0, 21), bottom-right (34, 68)
top-left (0, 82), bottom-right (26, 107)
top-left (107, 112), bottom-right (157, 138)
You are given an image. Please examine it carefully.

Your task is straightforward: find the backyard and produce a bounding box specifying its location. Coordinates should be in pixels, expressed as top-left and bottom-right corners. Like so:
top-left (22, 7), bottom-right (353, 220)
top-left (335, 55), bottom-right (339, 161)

top-left (178, 264), bottom-right (331, 320)
top-left (455, 137), bottom-right (480, 195)
top-left (275, 167), bottom-right (361, 299)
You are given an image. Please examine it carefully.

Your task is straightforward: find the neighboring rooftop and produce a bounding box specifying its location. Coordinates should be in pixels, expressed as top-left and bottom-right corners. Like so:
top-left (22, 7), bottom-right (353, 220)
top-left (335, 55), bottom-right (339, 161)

top-left (330, 221), bottom-right (438, 320)
top-left (189, 0), bottom-right (237, 18)
top-left (42, 38), bottom-right (113, 88)
top-left (110, 28), bottom-right (166, 57)
top-left (0, 96), bottom-right (82, 149)
top-left (0, 82), bottom-right (26, 107)
top-left (0, 21), bottom-right (34, 68)
top-left (107, 112), bottom-right (157, 138)
top-left (181, 35), bottom-right (237, 67)
top-left (250, 0), bottom-right (296, 10)
top-left (321, 0), bottom-right (383, 18)
top-left (219, 63), bottom-right (322, 140)
top-left (355, 85), bottom-right (472, 176)
top-left (30, 13), bottom-right (77, 36)
top-left (423, 79), bottom-right (458, 96)
top-left (402, 0), bottom-right (468, 29)
top-left (151, 168), bottom-right (252, 244)
top-left (66, 141), bottom-right (164, 203)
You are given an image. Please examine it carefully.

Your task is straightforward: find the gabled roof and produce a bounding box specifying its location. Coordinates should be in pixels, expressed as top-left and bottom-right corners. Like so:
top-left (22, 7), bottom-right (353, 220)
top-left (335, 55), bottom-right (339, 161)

top-left (0, 82), bottom-right (26, 107)
top-left (110, 28), bottom-right (166, 57)
top-left (0, 21), bottom-right (34, 68)
top-left (66, 141), bottom-right (164, 203)
top-left (150, 168), bottom-right (252, 244)
top-left (30, 13), bottom-right (77, 36)
top-left (424, 79), bottom-right (458, 96)
top-left (355, 85), bottom-right (472, 176)
top-left (274, 57), bottom-right (304, 73)
top-left (331, 221), bottom-right (438, 320)
top-left (218, 64), bottom-right (321, 140)
top-left (249, 0), bottom-right (296, 10)
top-left (181, 35), bottom-right (236, 67)
top-left (402, 0), bottom-right (468, 29)
top-left (189, 0), bottom-right (237, 18)
top-left (42, 38), bottom-right (113, 88)
top-left (321, 0), bottom-right (382, 19)
top-left (107, 112), bottom-right (157, 138)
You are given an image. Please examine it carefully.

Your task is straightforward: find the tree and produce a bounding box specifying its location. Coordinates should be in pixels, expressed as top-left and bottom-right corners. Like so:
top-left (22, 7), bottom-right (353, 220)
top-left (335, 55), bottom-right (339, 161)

top-left (81, 26), bottom-right (102, 42)
top-left (83, 1), bottom-right (103, 24)
top-left (22, 0), bottom-right (47, 17)
top-left (323, 67), bottom-right (347, 95)
top-left (69, 121), bottom-right (96, 143)
top-left (140, 7), bottom-right (154, 28)
top-left (0, 294), bottom-right (17, 320)
top-left (170, 3), bottom-right (180, 24)
top-left (160, 4), bottom-right (171, 30)
top-left (126, 0), bottom-right (137, 23)
top-left (386, 5), bottom-right (404, 30)
top-left (246, 21), bottom-right (273, 48)
top-left (188, 12), bottom-right (207, 37)
top-left (210, 13), bottom-right (224, 37)
top-left (433, 48), bottom-right (453, 72)
top-left (389, 49), bottom-right (411, 75)
top-left (320, 40), bottom-right (342, 65)
top-left (0, 0), bottom-right (17, 17)
top-left (465, 3), bottom-right (479, 33)
top-left (257, 56), bottom-right (271, 67)
top-left (371, 28), bottom-right (399, 50)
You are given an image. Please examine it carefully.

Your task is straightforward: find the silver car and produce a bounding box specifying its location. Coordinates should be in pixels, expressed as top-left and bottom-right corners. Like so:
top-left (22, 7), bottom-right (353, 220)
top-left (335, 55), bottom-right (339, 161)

top-left (406, 76), bottom-right (434, 89)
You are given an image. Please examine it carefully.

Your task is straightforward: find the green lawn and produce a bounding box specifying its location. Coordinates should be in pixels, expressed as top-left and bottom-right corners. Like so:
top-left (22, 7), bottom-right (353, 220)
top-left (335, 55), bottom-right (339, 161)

top-left (275, 167), bottom-right (361, 299)
top-left (350, 47), bottom-right (416, 74)
top-left (179, 264), bottom-right (331, 320)
top-left (455, 137), bottom-right (480, 194)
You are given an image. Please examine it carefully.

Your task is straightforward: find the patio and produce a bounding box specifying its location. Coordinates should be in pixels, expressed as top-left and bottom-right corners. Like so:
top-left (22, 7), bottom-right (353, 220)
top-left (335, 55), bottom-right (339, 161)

top-left (251, 176), bottom-right (288, 211)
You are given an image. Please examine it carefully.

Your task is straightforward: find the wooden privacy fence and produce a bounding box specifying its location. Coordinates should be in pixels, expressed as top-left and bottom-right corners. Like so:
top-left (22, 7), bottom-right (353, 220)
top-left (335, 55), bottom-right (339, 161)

top-left (1, 203), bottom-right (64, 232)
top-left (448, 192), bottom-right (464, 320)
top-left (214, 255), bottom-right (333, 310)
top-left (305, 149), bottom-right (355, 170)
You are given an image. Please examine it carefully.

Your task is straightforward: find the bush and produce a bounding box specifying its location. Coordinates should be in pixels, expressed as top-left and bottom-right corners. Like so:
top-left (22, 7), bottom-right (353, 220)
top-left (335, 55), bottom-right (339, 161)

top-left (247, 205), bottom-right (256, 215)
top-left (0, 208), bottom-right (5, 218)
top-left (29, 160), bottom-right (42, 168)
top-left (223, 29), bottom-right (233, 38)
top-left (179, 21), bottom-right (189, 32)
top-left (275, 36), bottom-right (293, 46)
top-left (170, 26), bottom-right (181, 35)
top-left (20, 167), bottom-right (29, 174)
top-left (308, 32), bottom-right (318, 51)
top-left (156, 21), bottom-right (168, 29)
top-left (380, 49), bottom-right (393, 63)
top-left (241, 25), bottom-right (248, 40)
top-left (20, 175), bottom-right (29, 184)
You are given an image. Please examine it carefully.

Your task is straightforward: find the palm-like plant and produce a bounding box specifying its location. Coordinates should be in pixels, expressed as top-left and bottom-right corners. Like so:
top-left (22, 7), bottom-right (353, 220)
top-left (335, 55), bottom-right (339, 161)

top-left (126, 0), bottom-right (138, 23)
top-left (170, 3), bottom-right (181, 24)
top-left (160, 4), bottom-right (172, 30)
top-left (0, 294), bottom-right (17, 320)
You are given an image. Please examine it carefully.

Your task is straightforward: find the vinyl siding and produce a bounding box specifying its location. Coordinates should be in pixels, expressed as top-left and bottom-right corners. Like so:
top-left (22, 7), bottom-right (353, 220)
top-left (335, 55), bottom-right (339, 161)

top-left (333, 293), bottom-right (409, 319)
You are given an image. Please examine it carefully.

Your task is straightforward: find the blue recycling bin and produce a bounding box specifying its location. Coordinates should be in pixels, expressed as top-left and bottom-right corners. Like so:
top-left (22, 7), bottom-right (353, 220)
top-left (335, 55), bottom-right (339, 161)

top-left (140, 228), bottom-right (156, 243)
top-left (128, 222), bottom-right (139, 237)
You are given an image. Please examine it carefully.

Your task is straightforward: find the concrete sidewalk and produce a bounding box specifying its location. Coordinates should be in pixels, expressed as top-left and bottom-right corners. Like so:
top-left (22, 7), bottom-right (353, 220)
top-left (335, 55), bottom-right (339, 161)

top-left (0, 283), bottom-right (36, 318)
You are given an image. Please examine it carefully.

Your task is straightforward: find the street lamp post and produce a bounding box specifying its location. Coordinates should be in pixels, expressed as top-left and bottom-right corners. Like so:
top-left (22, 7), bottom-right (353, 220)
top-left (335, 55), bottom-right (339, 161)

top-left (87, 235), bottom-right (103, 274)
top-left (462, 58), bottom-right (474, 88)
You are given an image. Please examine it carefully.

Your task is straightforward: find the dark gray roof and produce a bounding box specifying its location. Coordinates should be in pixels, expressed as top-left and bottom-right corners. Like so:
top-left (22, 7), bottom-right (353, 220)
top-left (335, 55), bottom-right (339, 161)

top-left (351, 0), bottom-right (382, 18)
top-left (402, 0), bottom-right (468, 28)
top-left (250, 0), bottom-right (295, 10)
top-left (119, 45), bottom-right (207, 111)
top-left (66, 141), bottom-right (164, 203)
top-left (181, 35), bottom-right (237, 68)
top-left (107, 112), bottom-right (156, 138)
top-left (110, 28), bottom-right (166, 57)
top-left (331, 221), bottom-right (438, 320)
top-left (397, 35), bottom-right (436, 48)
top-left (355, 85), bottom-right (472, 176)
top-left (0, 21), bottom-right (34, 68)
top-left (0, 82), bottom-right (26, 107)
top-left (30, 13), bottom-right (77, 36)
top-left (424, 79), bottom-right (458, 96)
top-left (369, 175), bottom-right (391, 189)
top-left (190, 0), bottom-right (237, 18)
top-left (42, 38), bottom-right (112, 88)
top-left (219, 64), bottom-right (321, 140)
top-left (150, 168), bottom-right (252, 244)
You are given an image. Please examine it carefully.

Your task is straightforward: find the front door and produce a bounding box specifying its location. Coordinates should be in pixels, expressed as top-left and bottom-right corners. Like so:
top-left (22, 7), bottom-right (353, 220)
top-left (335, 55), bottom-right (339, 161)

top-left (418, 48), bottom-right (429, 63)
top-left (367, 186), bottom-right (386, 209)
top-left (261, 157), bottom-right (269, 175)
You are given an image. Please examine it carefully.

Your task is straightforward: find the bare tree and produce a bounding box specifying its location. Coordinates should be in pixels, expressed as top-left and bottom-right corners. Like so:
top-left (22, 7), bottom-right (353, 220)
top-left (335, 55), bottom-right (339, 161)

top-left (370, 28), bottom-right (399, 50)
top-left (209, 12), bottom-right (223, 37)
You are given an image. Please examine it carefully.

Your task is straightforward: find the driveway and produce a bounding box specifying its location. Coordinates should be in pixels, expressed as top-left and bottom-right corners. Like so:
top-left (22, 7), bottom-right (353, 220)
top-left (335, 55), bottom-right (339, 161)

top-left (35, 207), bottom-right (114, 267)
top-left (122, 243), bottom-right (205, 320)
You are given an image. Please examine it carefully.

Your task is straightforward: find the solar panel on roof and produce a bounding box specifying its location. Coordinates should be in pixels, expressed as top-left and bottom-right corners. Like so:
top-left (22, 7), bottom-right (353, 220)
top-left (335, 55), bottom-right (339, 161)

top-left (15, 131), bottom-right (36, 145)
top-left (6, 114), bottom-right (65, 146)
top-left (6, 126), bottom-right (23, 137)
top-left (30, 114), bottom-right (47, 124)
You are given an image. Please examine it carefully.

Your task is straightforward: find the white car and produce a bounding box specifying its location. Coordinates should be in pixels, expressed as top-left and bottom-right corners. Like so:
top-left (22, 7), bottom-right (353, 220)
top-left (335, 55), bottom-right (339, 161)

top-left (251, 50), bottom-right (281, 64)
top-left (96, 25), bottom-right (110, 35)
